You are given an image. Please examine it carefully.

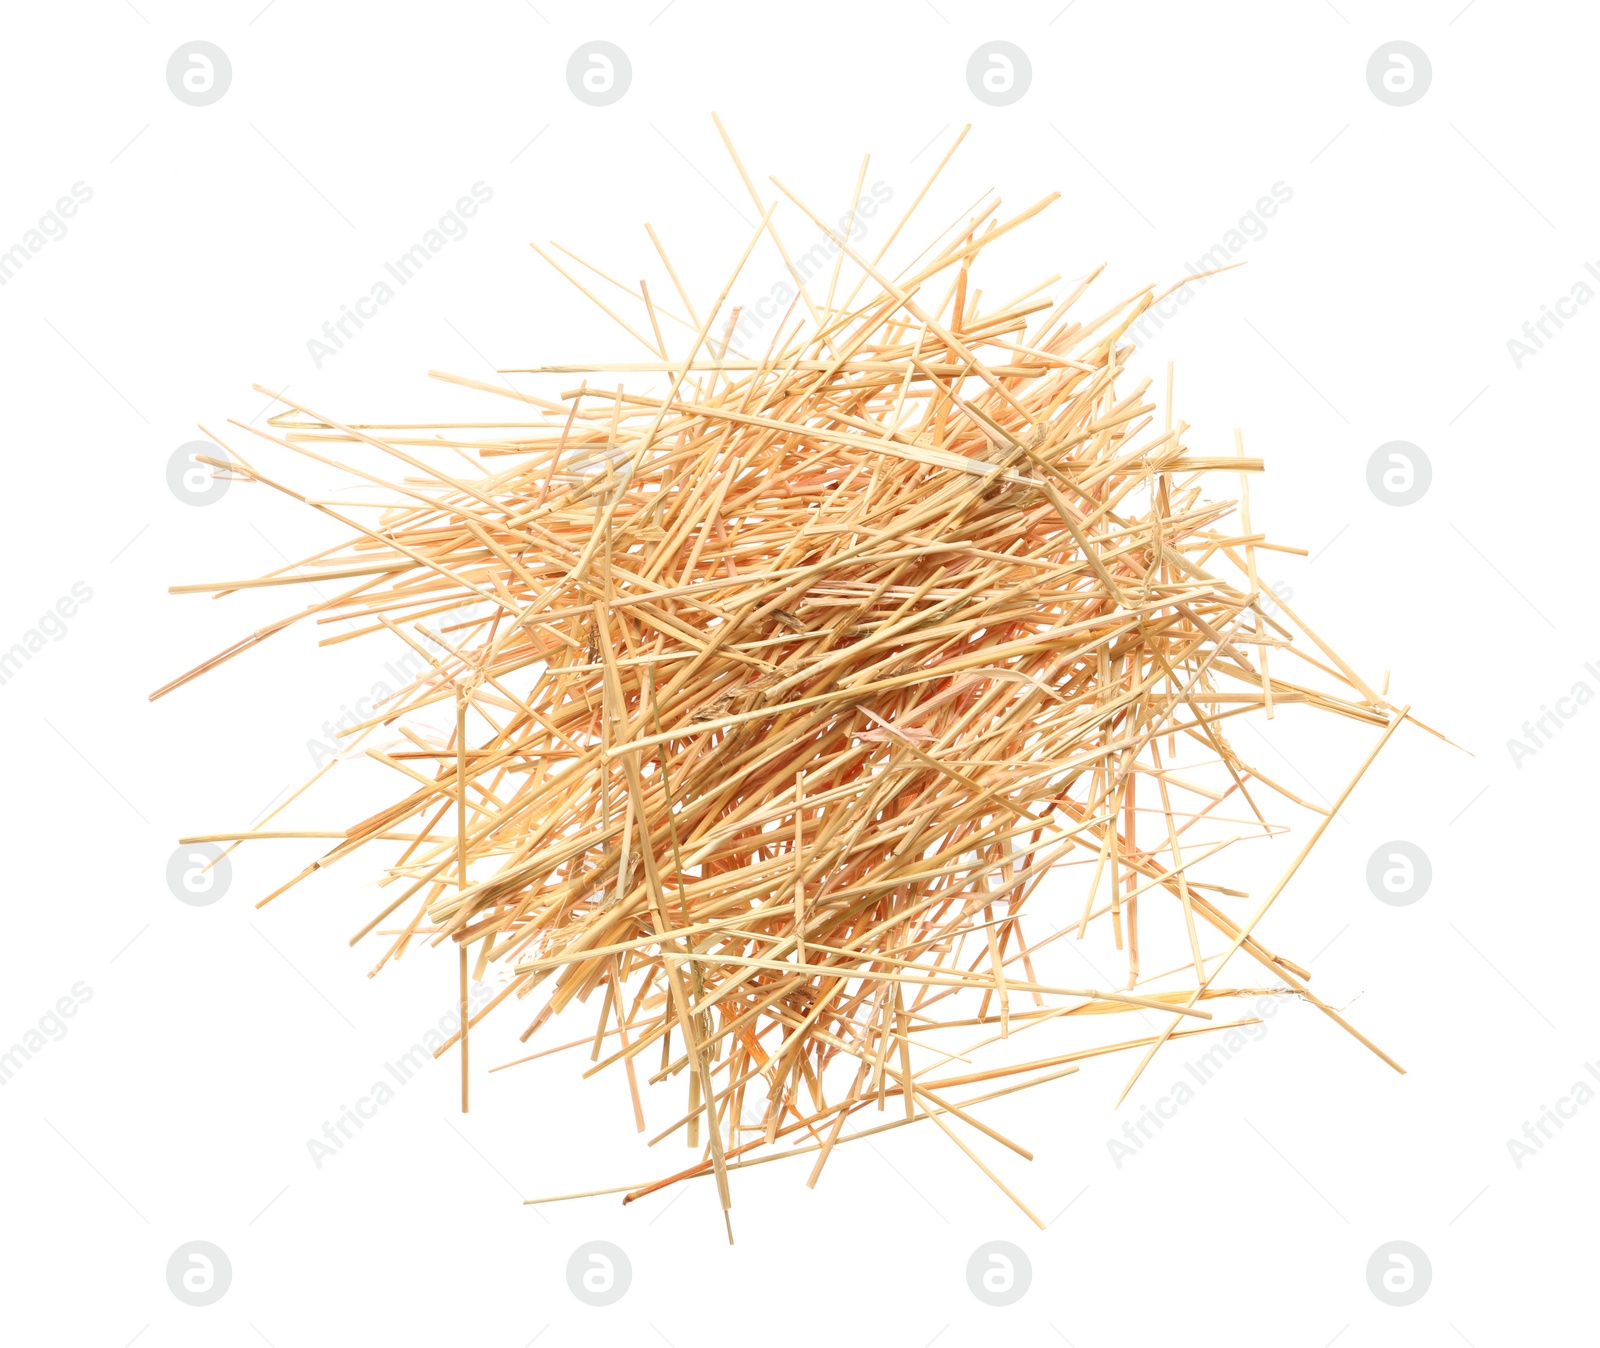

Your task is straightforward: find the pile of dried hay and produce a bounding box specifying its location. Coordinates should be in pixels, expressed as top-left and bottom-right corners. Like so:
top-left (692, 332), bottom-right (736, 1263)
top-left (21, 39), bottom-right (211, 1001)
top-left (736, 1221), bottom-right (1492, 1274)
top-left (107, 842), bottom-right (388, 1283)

top-left (158, 123), bottom-right (1417, 1235)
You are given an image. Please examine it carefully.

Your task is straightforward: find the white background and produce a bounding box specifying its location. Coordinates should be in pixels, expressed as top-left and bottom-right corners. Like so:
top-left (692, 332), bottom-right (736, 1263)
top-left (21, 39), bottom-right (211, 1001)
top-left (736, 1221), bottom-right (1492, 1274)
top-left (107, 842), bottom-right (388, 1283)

top-left (0, 2), bottom-right (1592, 1344)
